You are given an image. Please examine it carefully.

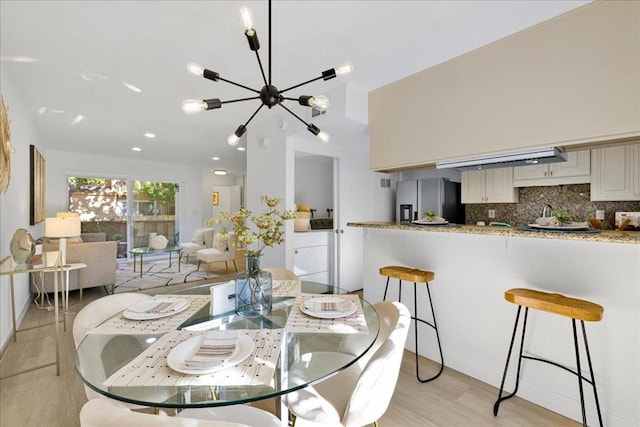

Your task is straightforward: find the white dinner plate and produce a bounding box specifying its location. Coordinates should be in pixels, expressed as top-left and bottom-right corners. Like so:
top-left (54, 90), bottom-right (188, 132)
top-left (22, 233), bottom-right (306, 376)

top-left (167, 332), bottom-right (254, 375)
top-left (300, 297), bottom-right (357, 319)
top-left (412, 219), bottom-right (449, 225)
top-left (123, 298), bottom-right (191, 320)
top-left (527, 223), bottom-right (590, 230)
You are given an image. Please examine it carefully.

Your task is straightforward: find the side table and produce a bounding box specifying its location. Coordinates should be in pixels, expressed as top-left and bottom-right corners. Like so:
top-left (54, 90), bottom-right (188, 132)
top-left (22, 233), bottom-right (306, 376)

top-left (35, 262), bottom-right (87, 313)
top-left (0, 251), bottom-right (63, 378)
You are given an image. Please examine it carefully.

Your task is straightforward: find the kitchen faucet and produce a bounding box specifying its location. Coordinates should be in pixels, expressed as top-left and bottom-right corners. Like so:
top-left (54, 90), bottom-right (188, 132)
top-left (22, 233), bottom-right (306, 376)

top-left (541, 204), bottom-right (553, 218)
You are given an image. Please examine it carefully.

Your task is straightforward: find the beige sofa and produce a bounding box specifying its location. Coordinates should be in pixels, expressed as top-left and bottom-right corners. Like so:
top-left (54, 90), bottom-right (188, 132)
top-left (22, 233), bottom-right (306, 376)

top-left (35, 232), bottom-right (117, 293)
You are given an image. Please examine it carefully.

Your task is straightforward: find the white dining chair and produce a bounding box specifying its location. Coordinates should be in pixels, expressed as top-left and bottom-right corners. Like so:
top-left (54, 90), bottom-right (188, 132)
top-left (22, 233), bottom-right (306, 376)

top-left (284, 301), bottom-right (411, 427)
top-left (176, 405), bottom-right (281, 427)
top-left (73, 292), bottom-right (171, 407)
top-left (79, 398), bottom-right (252, 427)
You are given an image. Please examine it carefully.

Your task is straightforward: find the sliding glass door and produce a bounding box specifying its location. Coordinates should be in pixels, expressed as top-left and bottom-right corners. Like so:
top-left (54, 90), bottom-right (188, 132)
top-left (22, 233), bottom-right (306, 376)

top-left (131, 181), bottom-right (179, 250)
top-left (67, 177), bottom-right (179, 259)
top-left (68, 177), bottom-right (128, 258)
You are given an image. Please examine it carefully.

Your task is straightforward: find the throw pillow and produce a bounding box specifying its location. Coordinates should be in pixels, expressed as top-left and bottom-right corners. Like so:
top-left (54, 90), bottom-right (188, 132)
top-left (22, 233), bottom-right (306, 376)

top-left (213, 233), bottom-right (228, 252)
top-left (191, 228), bottom-right (206, 245)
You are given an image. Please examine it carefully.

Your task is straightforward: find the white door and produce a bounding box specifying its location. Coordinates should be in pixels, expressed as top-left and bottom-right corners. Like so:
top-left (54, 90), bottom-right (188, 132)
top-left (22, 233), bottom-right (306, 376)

top-left (333, 154), bottom-right (371, 292)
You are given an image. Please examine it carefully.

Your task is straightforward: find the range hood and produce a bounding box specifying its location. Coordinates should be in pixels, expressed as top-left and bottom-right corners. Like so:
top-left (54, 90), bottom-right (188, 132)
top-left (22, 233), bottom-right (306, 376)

top-left (435, 147), bottom-right (568, 171)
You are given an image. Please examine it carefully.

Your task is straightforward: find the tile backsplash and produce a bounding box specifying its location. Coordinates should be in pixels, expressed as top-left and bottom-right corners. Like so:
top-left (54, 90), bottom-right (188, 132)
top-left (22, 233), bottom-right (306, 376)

top-left (465, 184), bottom-right (640, 229)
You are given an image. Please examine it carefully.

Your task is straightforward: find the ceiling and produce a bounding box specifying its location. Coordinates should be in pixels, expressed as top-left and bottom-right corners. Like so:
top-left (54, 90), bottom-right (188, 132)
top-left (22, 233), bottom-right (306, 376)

top-left (0, 1), bottom-right (590, 176)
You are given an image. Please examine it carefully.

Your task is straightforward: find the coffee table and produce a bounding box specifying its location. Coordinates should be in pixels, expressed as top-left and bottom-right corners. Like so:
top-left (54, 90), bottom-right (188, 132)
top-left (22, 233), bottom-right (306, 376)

top-left (129, 246), bottom-right (182, 278)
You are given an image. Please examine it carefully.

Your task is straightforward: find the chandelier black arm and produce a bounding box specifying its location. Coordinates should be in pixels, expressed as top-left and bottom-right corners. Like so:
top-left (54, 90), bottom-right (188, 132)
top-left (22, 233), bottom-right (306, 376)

top-left (279, 75), bottom-right (325, 94)
top-left (220, 96), bottom-right (261, 105)
top-left (278, 102), bottom-right (312, 128)
top-left (254, 51), bottom-right (269, 88)
top-left (216, 76), bottom-right (261, 94)
top-left (243, 103), bottom-right (265, 127)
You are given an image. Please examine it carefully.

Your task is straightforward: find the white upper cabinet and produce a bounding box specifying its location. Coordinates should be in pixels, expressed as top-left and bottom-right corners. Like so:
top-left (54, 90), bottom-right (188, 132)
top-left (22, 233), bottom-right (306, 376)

top-left (590, 143), bottom-right (640, 201)
top-left (461, 168), bottom-right (519, 204)
top-left (513, 151), bottom-right (591, 187)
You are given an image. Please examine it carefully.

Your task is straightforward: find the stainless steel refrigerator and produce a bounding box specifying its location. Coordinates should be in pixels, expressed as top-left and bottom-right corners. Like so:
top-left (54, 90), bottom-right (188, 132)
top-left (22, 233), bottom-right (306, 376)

top-left (396, 178), bottom-right (464, 223)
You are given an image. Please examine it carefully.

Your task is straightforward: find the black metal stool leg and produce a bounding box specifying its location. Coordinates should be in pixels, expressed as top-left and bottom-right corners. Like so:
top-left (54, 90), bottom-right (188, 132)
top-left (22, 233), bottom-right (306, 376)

top-left (581, 321), bottom-right (604, 427)
top-left (383, 277), bottom-right (390, 301)
top-left (413, 281), bottom-right (445, 383)
top-left (494, 306), bottom-right (529, 416)
top-left (573, 319), bottom-right (588, 427)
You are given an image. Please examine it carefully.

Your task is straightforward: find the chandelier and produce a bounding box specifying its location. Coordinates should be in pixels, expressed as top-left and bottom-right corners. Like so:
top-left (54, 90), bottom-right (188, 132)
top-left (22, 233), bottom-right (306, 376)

top-left (181, 0), bottom-right (352, 145)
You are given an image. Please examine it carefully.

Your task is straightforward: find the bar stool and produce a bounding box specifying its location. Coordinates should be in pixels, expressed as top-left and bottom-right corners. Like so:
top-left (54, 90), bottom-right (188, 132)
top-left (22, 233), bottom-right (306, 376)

top-left (379, 265), bottom-right (444, 382)
top-left (493, 288), bottom-right (604, 427)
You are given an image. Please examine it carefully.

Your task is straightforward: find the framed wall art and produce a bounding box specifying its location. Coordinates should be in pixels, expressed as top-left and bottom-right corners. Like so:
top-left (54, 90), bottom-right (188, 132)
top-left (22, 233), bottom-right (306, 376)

top-left (212, 191), bottom-right (219, 205)
top-left (29, 144), bottom-right (46, 225)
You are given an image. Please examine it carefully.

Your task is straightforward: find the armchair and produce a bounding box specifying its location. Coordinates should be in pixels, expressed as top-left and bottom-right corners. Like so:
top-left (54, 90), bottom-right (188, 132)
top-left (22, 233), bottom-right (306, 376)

top-left (196, 233), bottom-right (237, 272)
top-left (179, 228), bottom-right (215, 263)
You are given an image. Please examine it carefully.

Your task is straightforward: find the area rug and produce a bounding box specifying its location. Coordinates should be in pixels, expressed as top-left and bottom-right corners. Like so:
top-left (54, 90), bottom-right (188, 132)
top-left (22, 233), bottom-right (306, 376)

top-left (113, 257), bottom-right (227, 293)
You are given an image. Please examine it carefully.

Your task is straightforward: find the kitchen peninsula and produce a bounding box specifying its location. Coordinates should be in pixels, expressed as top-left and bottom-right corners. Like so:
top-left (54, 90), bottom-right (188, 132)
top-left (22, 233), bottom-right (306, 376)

top-left (349, 221), bottom-right (639, 427)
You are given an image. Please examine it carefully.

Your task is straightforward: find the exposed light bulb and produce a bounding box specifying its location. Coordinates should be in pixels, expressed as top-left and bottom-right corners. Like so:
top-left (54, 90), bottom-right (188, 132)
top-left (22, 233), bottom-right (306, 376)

top-left (318, 131), bottom-right (331, 143)
top-left (228, 134), bottom-right (240, 146)
top-left (187, 62), bottom-right (204, 76)
top-left (335, 62), bottom-right (354, 76)
top-left (309, 95), bottom-right (329, 112)
top-left (181, 99), bottom-right (206, 115)
top-left (239, 6), bottom-right (254, 30)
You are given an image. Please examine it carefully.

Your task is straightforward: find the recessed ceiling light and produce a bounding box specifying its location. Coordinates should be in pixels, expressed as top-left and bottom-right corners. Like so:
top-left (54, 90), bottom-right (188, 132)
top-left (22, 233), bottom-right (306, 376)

top-left (211, 156), bottom-right (220, 160)
top-left (237, 147), bottom-right (246, 151)
top-left (123, 82), bottom-right (142, 93)
top-left (1, 56), bottom-right (38, 63)
top-left (37, 107), bottom-right (47, 115)
top-left (80, 70), bottom-right (107, 81)
top-left (132, 147), bottom-right (142, 152)
top-left (144, 132), bottom-right (156, 138)
top-left (70, 114), bottom-right (85, 126)
top-left (214, 170), bottom-right (227, 175)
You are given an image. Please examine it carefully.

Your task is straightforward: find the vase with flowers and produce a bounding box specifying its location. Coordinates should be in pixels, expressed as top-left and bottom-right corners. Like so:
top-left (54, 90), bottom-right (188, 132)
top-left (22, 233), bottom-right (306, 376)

top-left (207, 195), bottom-right (296, 317)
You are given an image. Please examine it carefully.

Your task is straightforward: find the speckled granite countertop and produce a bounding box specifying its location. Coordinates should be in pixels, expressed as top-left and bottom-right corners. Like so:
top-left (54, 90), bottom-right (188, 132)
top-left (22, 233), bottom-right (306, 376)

top-left (347, 222), bottom-right (640, 244)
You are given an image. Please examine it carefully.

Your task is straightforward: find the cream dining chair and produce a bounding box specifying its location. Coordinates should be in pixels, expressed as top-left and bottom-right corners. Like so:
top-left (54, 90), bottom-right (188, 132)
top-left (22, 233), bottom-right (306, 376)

top-left (284, 301), bottom-right (411, 427)
top-left (79, 398), bottom-right (252, 427)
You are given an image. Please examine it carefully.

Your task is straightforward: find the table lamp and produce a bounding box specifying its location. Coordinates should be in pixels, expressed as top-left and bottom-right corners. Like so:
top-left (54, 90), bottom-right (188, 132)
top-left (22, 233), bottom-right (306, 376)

top-left (45, 212), bottom-right (81, 265)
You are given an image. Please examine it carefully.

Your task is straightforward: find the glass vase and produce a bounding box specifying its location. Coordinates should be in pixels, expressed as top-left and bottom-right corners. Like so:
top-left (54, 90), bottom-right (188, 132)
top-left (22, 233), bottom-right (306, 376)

top-left (235, 254), bottom-right (272, 317)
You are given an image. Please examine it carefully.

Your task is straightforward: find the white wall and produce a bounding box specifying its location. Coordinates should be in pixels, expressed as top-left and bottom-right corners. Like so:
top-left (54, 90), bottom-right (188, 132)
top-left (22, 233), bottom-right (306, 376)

top-left (294, 154), bottom-right (333, 216)
top-left (0, 64), bottom-right (48, 352)
top-left (362, 228), bottom-right (640, 426)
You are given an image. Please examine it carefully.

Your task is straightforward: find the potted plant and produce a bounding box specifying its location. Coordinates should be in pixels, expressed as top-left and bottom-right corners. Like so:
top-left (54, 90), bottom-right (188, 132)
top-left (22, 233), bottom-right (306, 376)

top-left (207, 195), bottom-right (296, 317)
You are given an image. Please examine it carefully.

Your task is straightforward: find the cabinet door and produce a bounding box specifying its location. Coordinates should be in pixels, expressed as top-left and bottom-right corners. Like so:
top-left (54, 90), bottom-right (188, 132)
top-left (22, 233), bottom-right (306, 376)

top-left (591, 143), bottom-right (640, 201)
top-left (461, 170), bottom-right (486, 203)
top-left (549, 151), bottom-right (590, 180)
top-left (294, 245), bottom-right (328, 281)
top-left (513, 164), bottom-right (548, 181)
top-left (485, 168), bottom-right (519, 203)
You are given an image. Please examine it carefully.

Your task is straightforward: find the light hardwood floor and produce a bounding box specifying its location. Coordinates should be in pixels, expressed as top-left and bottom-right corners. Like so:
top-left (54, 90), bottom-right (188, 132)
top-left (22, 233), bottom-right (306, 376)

top-left (1, 271), bottom-right (578, 427)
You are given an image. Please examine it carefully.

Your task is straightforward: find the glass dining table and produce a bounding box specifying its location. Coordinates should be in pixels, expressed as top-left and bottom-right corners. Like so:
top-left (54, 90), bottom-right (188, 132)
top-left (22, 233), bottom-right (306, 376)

top-left (74, 281), bottom-right (380, 416)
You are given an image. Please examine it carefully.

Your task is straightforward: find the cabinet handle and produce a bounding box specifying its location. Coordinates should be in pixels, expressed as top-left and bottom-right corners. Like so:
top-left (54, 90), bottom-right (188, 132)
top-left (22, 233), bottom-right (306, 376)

top-left (544, 171), bottom-right (547, 177)
top-left (549, 171), bottom-right (553, 177)
top-left (294, 250), bottom-right (298, 254)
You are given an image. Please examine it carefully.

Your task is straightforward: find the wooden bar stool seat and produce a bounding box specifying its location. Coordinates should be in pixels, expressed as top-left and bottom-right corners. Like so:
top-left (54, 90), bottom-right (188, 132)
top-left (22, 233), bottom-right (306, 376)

top-left (379, 265), bottom-right (443, 383)
top-left (494, 288), bottom-right (604, 427)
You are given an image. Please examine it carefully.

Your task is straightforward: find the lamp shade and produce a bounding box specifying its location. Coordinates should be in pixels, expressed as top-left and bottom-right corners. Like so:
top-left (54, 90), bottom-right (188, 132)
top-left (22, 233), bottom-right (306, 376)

top-left (45, 216), bottom-right (81, 238)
